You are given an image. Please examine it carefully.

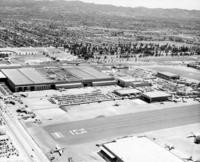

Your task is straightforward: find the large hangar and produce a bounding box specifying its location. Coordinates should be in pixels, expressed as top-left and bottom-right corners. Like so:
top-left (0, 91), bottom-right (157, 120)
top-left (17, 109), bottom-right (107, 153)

top-left (1, 68), bottom-right (53, 92)
top-left (99, 137), bottom-right (183, 162)
top-left (1, 66), bottom-right (115, 92)
top-left (65, 66), bottom-right (114, 86)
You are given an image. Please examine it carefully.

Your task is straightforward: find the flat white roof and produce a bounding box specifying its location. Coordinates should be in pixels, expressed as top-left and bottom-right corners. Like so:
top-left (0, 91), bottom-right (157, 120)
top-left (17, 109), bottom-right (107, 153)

top-left (0, 47), bottom-right (44, 53)
top-left (1, 68), bottom-right (51, 85)
top-left (0, 71), bottom-right (6, 79)
top-left (158, 71), bottom-right (179, 77)
top-left (103, 137), bottom-right (183, 162)
top-left (117, 76), bottom-right (137, 82)
top-left (143, 91), bottom-right (171, 98)
top-left (115, 88), bottom-right (141, 95)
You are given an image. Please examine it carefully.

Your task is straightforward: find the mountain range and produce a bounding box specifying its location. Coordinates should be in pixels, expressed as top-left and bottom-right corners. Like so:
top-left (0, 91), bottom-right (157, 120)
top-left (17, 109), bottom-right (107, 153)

top-left (0, 0), bottom-right (200, 20)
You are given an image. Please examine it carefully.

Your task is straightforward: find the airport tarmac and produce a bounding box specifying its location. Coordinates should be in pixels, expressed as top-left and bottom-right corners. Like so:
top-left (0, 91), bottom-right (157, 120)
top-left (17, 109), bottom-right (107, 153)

top-left (44, 104), bottom-right (200, 145)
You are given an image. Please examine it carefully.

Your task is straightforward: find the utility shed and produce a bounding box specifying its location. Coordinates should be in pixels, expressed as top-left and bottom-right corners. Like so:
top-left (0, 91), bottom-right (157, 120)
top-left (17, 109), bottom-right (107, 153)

top-left (100, 137), bottom-right (183, 162)
top-left (142, 91), bottom-right (171, 103)
top-left (157, 72), bottom-right (180, 80)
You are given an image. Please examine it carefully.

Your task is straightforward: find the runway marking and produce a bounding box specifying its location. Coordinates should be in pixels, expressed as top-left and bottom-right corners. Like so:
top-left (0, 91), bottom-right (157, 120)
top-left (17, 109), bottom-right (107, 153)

top-left (44, 104), bottom-right (200, 145)
top-left (51, 132), bottom-right (64, 138)
top-left (69, 128), bottom-right (87, 135)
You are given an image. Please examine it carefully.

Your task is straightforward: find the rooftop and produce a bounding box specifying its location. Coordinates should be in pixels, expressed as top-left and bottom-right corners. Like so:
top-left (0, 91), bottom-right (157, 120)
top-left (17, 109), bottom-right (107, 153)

top-left (18, 68), bottom-right (50, 84)
top-left (1, 68), bottom-right (51, 85)
top-left (158, 71), bottom-right (180, 77)
top-left (142, 91), bottom-right (171, 98)
top-left (117, 76), bottom-right (137, 82)
top-left (115, 88), bottom-right (141, 95)
top-left (103, 137), bottom-right (183, 162)
top-left (0, 71), bottom-right (7, 79)
top-left (1, 69), bottom-right (34, 85)
top-left (64, 66), bottom-right (112, 81)
top-left (1, 66), bottom-right (113, 86)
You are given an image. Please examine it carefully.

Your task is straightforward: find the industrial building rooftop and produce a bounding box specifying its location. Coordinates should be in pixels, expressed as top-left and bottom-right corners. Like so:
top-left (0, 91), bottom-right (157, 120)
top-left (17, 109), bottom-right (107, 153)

top-left (1, 66), bottom-right (115, 92)
top-left (114, 88), bottom-right (141, 96)
top-left (143, 91), bottom-right (171, 98)
top-left (1, 68), bottom-right (51, 86)
top-left (101, 137), bottom-right (183, 162)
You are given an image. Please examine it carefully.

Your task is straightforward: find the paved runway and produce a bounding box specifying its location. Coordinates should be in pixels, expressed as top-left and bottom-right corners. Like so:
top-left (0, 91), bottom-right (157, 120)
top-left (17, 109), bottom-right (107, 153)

top-left (44, 104), bottom-right (200, 145)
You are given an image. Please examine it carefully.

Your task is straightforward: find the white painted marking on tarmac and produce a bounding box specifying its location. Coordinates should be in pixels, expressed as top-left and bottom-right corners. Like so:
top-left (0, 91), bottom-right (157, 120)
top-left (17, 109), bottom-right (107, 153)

top-left (69, 128), bottom-right (87, 135)
top-left (69, 130), bottom-right (75, 135)
top-left (51, 132), bottom-right (64, 138)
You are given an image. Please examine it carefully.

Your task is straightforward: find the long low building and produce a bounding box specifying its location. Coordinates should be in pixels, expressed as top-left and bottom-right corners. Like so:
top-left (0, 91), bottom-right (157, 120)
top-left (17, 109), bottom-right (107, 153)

top-left (1, 66), bottom-right (115, 92)
top-left (99, 137), bottom-right (183, 162)
top-left (157, 72), bottom-right (180, 80)
top-left (114, 88), bottom-right (141, 97)
top-left (2, 68), bottom-right (53, 92)
top-left (116, 76), bottom-right (152, 87)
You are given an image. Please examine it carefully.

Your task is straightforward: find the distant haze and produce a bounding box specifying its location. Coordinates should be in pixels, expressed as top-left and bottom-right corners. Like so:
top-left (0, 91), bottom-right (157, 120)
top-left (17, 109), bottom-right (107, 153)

top-left (70, 0), bottom-right (200, 10)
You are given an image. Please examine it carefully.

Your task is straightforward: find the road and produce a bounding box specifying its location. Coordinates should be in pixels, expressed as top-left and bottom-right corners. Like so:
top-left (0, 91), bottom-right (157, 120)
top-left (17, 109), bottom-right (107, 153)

top-left (0, 101), bottom-right (49, 162)
top-left (44, 104), bottom-right (200, 145)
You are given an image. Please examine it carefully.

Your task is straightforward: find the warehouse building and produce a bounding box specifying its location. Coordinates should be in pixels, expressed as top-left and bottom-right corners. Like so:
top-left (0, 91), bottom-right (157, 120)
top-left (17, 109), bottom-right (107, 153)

top-left (114, 88), bottom-right (141, 97)
top-left (99, 136), bottom-right (183, 162)
top-left (1, 66), bottom-right (115, 92)
top-left (157, 72), bottom-right (180, 80)
top-left (92, 80), bottom-right (117, 86)
top-left (1, 68), bottom-right (53, 92)
top-left (116, 77), bottom-right (151, 87)
top-left (141, 91), bottom-right (171, 103)
top-left (0, 72), bottom-right (7, 82)
top-left (65, 66), bottom-right (114, 87)
top-left (116, 77), bottom-right (135, 87)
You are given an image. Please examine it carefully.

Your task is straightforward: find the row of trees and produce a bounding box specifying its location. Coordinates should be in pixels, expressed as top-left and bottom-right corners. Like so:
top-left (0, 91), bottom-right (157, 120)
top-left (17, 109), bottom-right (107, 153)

top-left (65, 42), bottom-right (200, 60)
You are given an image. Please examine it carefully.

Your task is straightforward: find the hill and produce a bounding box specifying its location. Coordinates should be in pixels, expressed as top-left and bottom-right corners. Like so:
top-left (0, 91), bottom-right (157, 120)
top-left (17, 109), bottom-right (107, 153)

top-left (0, 0), bottom-right (200, 19)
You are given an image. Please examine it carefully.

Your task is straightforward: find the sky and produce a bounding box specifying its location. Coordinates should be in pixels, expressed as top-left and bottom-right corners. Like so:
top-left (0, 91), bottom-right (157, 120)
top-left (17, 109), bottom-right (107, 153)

top-left (72, 0), bottom-right (200, 10)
